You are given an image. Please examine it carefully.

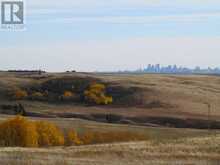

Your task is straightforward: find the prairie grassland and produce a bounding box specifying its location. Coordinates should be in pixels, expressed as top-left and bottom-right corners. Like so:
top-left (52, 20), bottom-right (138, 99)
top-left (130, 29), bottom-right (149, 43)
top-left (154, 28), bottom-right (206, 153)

top-left (0, 134), bottom-right (220, 165)
top-left (0, 115), bottom-right (218, 164)
top-left (0, 72), bottom-right (220, 164)
top-left (0, 115), bottom-right (212, 141)
top-left (1, 72), bottom-right (220, 131)
top-left (1, 72), bottom-right (220, 120)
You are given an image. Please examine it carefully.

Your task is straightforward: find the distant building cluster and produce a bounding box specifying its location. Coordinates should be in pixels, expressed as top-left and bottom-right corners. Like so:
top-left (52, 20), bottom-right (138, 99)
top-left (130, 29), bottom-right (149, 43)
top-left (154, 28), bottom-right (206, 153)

top-left (138, 64), bottom-right (220, 74)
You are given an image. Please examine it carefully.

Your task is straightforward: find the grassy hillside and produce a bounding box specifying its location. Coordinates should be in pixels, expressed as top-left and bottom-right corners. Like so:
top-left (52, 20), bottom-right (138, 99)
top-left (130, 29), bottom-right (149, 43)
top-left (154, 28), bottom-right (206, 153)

top-left (0, 71), bottom-right (220, 164)
top-left (0, 71), bottom-right (220, 128)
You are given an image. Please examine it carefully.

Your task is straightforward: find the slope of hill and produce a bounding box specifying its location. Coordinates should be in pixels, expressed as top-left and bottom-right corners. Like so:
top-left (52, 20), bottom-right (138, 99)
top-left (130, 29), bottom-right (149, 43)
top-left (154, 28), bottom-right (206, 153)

top-left (0, 71), bottom-right (220, 129)
top-left (0, 71), bottom-right (220, 164)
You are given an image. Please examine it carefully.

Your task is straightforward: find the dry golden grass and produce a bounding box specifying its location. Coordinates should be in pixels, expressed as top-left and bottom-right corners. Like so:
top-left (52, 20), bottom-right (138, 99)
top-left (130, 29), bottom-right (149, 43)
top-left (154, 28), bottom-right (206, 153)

top-left (0, 134), bottom-right (220, 165)
top-left (0, 115), bottom-right (218, 164)
top-left (0, 72), bottom-right (220, 164)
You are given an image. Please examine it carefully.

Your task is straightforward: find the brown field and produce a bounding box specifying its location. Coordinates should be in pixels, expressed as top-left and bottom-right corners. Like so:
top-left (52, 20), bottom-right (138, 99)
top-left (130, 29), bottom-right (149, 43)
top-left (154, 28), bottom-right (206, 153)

top-left (0, 71), bottom-right (220, 164)
top-left (0, 130), bottom-right (220, 165)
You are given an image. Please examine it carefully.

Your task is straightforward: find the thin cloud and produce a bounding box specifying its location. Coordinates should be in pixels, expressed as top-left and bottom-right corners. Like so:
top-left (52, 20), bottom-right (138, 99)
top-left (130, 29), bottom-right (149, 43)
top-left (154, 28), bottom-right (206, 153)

top-left (29, 12), bottom-right (220, 24)
top-left (28, 0), bottom-right (220, 8)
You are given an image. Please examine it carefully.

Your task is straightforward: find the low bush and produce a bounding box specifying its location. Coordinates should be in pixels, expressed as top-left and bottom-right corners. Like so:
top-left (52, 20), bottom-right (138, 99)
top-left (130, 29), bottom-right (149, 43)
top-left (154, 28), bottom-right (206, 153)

top-left (84, 83), bottom-right (113, 105)
top-left (32, 92), bottom-right (44, 97)
top-left (35, 121), bottom-right (64, 146)
top-left (65, 129), bottom-right (83, 146)
top-left (59, 91), bottom-right (78, 101)
top-left (0, 116), bottom-right (64, 147)
top-left (63, 91), bottom-right (74, 97)
top-left (14, 89), bottom-right (28, 100)
top-left (0, 116), bottom-right (38, 147)
top-left (29, 92), bottom-right (45, 101)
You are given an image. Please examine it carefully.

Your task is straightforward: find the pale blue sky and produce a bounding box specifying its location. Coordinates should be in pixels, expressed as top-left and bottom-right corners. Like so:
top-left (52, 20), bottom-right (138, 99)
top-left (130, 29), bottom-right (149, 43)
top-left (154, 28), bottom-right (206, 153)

top-left (0, 0), bottom-right (220, 71)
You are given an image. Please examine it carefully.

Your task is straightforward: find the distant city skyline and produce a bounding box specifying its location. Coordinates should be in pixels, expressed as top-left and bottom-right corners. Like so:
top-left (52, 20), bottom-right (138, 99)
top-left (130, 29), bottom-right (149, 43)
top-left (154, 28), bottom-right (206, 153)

top-left (4, 64), bottom-right (220, 74)
top-left (132, 64), bottom-right (220, 74)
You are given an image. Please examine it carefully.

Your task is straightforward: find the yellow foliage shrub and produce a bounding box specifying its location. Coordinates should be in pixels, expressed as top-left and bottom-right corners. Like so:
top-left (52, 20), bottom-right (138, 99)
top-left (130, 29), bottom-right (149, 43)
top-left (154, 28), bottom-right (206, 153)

top-left (65, 129), bottom-right (83, 146)
top-left (63, 91), bottom-right (73, 97)
top-left (0, 117), bottom-right (147, 147)
top-left (35, 121), bottom-right (64, 146)
top-left (89, 83), bottom-right (105, 91)
top-left (59, 91), bottom-right (77, 101)
top-left (0, 116), bottom-right (38, 147)
top-left (14, 89), bottom-right (28, 100)
top-left (0, 116), bottom-right (65, 147)
top-left (84, 83), bottom-right (113, 105)
top-left (30, 92), bottom-right (45, 100)
top-left (32, 92), bottom-right (44, 97)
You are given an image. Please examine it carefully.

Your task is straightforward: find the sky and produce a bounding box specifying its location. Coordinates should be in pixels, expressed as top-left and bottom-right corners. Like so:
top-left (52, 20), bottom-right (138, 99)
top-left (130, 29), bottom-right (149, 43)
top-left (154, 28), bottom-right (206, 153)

top-left (0, 0), bottom-right (220, 72)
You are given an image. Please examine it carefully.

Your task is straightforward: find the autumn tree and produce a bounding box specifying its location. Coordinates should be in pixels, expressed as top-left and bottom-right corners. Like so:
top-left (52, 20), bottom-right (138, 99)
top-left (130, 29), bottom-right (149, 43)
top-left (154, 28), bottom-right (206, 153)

top-left (84, 83), bottom-right (113, 105)
top-left (14, 89), bottom-right (28, 100)
top-left (65, 129), bottom-right (82, 146)
top-left (0, 116), bottom-right (65, 147)
top-left (0, 116), bottom-right (38, 147)
top-left (35, 121), bottom-right (64, 146)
